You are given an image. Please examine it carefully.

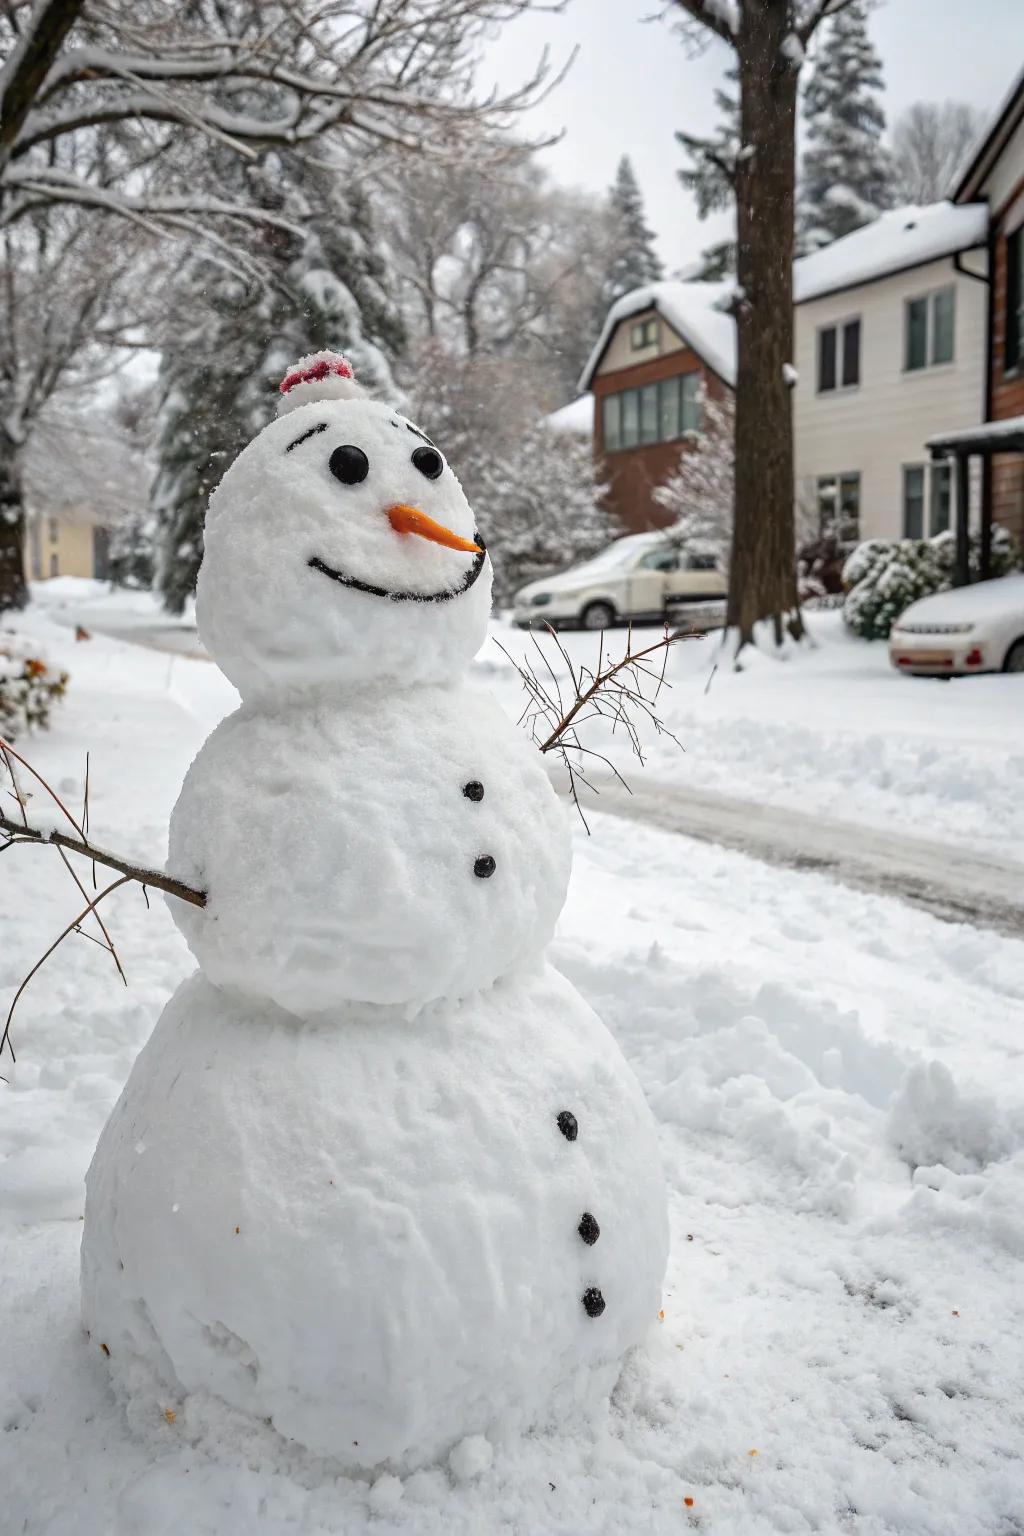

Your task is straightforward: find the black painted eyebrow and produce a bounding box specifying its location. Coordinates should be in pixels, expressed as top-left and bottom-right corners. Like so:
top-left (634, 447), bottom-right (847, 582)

top-left (405, 421), bottom-right (436, 448)
top-left (286, 422), bottom-right (328, 453)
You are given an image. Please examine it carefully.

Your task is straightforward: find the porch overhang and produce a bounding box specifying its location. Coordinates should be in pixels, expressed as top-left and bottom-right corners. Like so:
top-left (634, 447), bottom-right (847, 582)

top-left (925, 414), bottom-right (1024, 586)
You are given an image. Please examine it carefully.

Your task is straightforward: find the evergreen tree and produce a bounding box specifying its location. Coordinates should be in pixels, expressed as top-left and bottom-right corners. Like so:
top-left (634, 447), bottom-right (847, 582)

top-left (676, 68), bottom-right (740, 279)
top-left (151, 154), bottom-right (404, 613)
top-left (600, 157), bottom-right (663, 314)
top-left (797, 1), bottom-right (892, 253)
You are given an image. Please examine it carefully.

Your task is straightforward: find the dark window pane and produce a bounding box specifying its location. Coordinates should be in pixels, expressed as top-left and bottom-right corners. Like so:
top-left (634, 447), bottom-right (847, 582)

top-left (906, 298), bottom-right (928, 370)
top-left (640, 384), bottom-right (659, 444)
top-left (932, 288), bottom-right (955, 365)
top-left (817, 476), bottom-right (837, 532)
top-left (659, 376), bottom-right (681, 440)
top-left (903, 466), bottom-right (925, 537)
top-left (839, 473), bottom-right (860, 542)
top-left (621, 389), bottom-right (640, 448)
top-left (630, 322), bottom-right (644, 351)
top-left (682, 373), bottom-right (702, 432)
top-left (602, 394), bottom-right (621, 452)
top-left (930, 464), bottom-right (951, 535)
top-left (842, 319), bottom-right (861, 386)
top-left (1007, 228), bottom-right (1023, 371)
top-left (818, 327), bottom-right (837, 391)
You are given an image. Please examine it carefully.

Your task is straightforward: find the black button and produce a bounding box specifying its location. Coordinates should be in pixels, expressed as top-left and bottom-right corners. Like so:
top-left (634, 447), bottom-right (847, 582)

top-left (463, 781), bottom-right (485, 802)
top-left (582, 1287), bottom-right (606, 1318)
top-left (578, 1212), bottom-right (600, 1246)
top-left (556, 1111), bottom-right (578, 1142)
top-left (474, 855), bottom-right (496, 879)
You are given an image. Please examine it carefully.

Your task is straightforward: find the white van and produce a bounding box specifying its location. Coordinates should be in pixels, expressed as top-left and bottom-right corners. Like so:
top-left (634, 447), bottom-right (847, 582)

top-left (512, 532), bottom-right (726, 630)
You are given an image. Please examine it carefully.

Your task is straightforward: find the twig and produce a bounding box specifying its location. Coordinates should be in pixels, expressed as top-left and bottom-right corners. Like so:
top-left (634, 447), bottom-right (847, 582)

top-left (1, 876), bottom-right (132, 1064)
top-left (0, 812), bottom-right (205, 908)
top-left (497, 623), bottom-right (701, 829)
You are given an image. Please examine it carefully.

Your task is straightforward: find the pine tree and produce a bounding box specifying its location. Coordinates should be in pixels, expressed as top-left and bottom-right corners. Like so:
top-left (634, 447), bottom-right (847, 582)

top-left (151, 154), bottom-right (405, 613)
top-left (797, 1), bottom-right (892, 253)
top-left (676, 67), bottom-right (740, 280)
top-left (600, 157), bottom-right (663, 313)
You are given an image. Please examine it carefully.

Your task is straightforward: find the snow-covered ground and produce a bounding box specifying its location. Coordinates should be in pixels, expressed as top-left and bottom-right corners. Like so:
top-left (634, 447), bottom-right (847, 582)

top-left (4, 590), bottom-right (1024, 1534)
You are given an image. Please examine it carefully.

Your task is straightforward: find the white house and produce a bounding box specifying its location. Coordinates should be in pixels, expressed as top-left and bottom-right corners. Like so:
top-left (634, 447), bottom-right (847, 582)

top-left (792, 201), bottom-right (990, 545)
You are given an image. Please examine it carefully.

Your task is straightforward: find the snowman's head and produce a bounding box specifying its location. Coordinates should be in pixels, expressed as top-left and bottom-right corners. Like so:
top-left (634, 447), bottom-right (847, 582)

top-left (196, 353), bottom-right (492, 699)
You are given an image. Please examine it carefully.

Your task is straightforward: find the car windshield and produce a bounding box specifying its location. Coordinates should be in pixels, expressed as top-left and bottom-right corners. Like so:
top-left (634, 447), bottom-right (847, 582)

top-left (569, 540), bottom-right (665, 576)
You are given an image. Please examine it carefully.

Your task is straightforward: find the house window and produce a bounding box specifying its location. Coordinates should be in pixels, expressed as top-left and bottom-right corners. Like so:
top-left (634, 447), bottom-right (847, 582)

top-left (602, 394), bottom-right (621, 452)
top-left (817, 319), bottom-right (860, 392)
top-left (630, 317), bottom-right (658, 350)
top-left (49, 552), bottom-right (59, 577)
top-left (903, 465), bottom-right (926, 538)
top-left (817, 472), bottom-right (860, 542)
top-left (930, 463), bottom-right (951, 535)
top-left (601, 374), bottom-right (702, 452)
top-left (1006, 226), bottom-right (1023, 372)
top-left (904, 463), bottom-right (953, 537)
top-left (49, 517), bottom-right (59, 543)
top-left (905, 286), bottom-right (955, 370)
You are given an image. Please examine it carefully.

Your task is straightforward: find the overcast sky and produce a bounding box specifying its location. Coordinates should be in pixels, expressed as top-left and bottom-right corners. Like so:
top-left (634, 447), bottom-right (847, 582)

top-left (486, 0), bottom-right (1023, 271)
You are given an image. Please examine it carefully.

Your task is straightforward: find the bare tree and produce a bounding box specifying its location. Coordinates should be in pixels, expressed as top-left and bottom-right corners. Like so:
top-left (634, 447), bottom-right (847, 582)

top-left (0, 0), bottom-right (561, 609)
top-left (890, 102), bottom-right (985, 206)
top-left (670, 0), bottom-right (860, 653)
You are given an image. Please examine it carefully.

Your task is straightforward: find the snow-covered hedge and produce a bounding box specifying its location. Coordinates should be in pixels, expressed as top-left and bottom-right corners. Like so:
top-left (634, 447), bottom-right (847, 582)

top-left (842, 526), bottom-right (1021, 640)
top-left (0, 635), bottom-right (68, 740)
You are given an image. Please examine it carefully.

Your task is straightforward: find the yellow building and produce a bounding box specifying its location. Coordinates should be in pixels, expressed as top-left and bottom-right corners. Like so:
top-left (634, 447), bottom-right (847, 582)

top-left (23, 415), bottom-right (149, 583)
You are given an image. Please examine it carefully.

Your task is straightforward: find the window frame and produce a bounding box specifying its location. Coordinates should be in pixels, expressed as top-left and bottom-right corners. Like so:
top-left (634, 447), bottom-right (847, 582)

top-left (816, 471), bottom-right (861, 543)
top-left (630, 316), bottom-right (659, 351)
top-left (816, 316), bottom-right (861, 395)
top-left (902, 462), bottom-right (955, 538)
top-left (904, 284), bottom-right (956, 372)
top-left (902, 463), bottom-right (926, 539)
top-left (600, 372), bottom-right (704, 454)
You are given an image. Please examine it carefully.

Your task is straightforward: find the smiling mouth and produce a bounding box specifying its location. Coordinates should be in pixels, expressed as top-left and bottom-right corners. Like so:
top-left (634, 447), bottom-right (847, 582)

top-left (308, 538), bottom-right (487, 604)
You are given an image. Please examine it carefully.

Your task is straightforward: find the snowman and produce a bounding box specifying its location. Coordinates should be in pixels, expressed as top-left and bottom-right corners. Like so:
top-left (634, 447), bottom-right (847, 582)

top-left (81, 352), bottom-right (669, 1473)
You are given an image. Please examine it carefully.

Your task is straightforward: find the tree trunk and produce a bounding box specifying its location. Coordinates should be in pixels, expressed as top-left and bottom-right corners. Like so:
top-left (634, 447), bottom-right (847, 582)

top-left (0, 436), bottom-right (28, 613)
top-left (727, 0), bottom-right (803, 651)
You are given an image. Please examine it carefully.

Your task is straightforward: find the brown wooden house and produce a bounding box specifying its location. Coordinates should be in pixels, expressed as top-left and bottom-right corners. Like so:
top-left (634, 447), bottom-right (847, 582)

top-left (578, 281), bottom-right (736, 534)
top-left (929, 66), bottom-right (1024, 579)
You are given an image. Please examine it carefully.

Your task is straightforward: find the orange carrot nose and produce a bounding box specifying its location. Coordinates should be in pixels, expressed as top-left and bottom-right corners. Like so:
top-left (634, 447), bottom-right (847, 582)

top-left (387, 504), bottom-right (481, 554)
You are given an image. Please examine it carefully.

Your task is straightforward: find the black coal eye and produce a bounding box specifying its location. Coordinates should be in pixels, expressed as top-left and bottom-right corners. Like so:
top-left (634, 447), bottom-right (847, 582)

top-left (329, 444), bottom-right (369, 485)
top-left (412, 445), bottom-right (443, 481)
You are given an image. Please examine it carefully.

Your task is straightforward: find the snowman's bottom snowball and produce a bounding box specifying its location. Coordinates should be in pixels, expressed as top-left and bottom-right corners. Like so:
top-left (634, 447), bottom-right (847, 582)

top-left (81, 967), bottom-right (668, 1472)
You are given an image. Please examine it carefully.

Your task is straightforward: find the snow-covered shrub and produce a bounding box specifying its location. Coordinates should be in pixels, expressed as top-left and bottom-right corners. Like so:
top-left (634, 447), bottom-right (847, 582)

top-left (0, 635), bottom-right (68, 739)
top-left (479, 422), bottom-right (613, 600)
top-left (842, 525), bottom-right (1022, 640)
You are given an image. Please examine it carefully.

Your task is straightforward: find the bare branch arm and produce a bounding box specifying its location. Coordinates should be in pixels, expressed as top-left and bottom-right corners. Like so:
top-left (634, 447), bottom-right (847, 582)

top-left (670, 0), bottom-right (737, 48)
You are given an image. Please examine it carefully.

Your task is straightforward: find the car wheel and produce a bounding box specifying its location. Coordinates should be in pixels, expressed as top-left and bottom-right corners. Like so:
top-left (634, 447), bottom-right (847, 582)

top-left (1003, 637), bottom-right (1024, 673)
top-left (581, 600), bottom-right (616, 631)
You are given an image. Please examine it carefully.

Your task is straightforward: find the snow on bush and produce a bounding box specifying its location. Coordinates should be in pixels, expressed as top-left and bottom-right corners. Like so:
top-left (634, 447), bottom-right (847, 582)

top-left (0, 633), bottom-right (68, 739)
top-left (842, 525), bottom-right (1022, 639)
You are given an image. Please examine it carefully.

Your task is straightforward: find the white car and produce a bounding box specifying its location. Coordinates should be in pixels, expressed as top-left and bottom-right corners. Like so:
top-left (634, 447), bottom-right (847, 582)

top-left (512, 532), bottom-right (727, 631)
top-left (889, 572), bottom-right (1024, 676)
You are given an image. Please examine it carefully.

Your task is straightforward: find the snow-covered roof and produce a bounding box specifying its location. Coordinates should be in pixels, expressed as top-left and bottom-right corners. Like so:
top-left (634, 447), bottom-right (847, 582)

top-left (926, 414), bottom-right (1024, 454)
top-left (579, 280), bottom-right (737, 392)
top-left (794, 202), bottom-right (989, 304)
top-left (544, 394), bottom-right (593, 437)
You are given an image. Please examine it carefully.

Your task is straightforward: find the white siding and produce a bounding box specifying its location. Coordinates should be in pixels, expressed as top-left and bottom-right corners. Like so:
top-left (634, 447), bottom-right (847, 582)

top-left (793, 256), bottom-right (987, 542)
top-left (982, 112), bottom-right (1024, 217)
